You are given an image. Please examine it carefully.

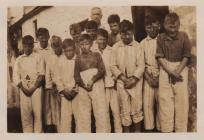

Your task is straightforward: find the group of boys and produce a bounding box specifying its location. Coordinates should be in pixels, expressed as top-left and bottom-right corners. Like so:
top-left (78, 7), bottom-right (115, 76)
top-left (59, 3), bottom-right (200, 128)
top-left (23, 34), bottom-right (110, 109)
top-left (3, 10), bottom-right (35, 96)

top-left (13, 7), bottom-right (191, 133)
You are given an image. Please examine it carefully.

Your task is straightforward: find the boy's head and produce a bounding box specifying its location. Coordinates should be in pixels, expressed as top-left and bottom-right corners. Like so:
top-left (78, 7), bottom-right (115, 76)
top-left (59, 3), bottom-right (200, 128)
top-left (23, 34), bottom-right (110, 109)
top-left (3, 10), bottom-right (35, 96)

top-left (90, 7), bottom-right (102, 25)
top-left (22, 35), bottom-right (34, 56)
top-left (36, 27), bottom-right (50, 49)
top-left (108, 14), bottom-right (120, 35)
top-left (120, 20), bottom-right (134, 45)
top-left (79, 34), bottom-right (93, 54)
top-left (85, 20), bottom-right (98, 41)
top-left (62, 39), bottom-right (76, 59)
top-left (69, 23), bottom-right (82, 42)
top-left (164, 12), bottom-right (180, 38)
top-left (50, 35), bottom-right (62, 56)
top-left (96, 28), bottom-right (108, 50)
top-left (144, 15), bottom-right (160, 39)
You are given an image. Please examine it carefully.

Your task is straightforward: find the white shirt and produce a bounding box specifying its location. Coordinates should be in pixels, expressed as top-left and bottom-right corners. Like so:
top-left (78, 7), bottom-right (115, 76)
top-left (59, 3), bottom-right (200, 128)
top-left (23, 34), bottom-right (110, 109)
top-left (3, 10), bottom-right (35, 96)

top-left (140, 36), bottom-right (159, 77)
top-left (13, 52), bottom-right (45, 89)
top-left (45, 52), bottom-right (62, 89)
top-left (55, 55), bottom-right (76, 92)
top-left (111, 40), bottom-right (145, 79)
top-left (91, 44), bottom-right (115, 87)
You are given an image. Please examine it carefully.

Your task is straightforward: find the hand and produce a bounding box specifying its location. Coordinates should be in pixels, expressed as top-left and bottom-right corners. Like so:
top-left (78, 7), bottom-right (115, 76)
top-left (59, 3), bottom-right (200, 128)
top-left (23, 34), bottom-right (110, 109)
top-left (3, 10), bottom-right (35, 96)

top-left (21, 86), bottom-right (32, 97)
top-left (148, 76), bottom-right (159, 88)
top-left (69, 87), bottom-right (79, 100)
top-left (85, 85), bottom-right (93, 92)
top-left (169, 70), bottom-right (183, 82)
top-left (119, 74), bottom-right (128, 84)
top-left (124, 76), bottom-right (138, 89)
top-left (63, 91), bottom-right (73, 101)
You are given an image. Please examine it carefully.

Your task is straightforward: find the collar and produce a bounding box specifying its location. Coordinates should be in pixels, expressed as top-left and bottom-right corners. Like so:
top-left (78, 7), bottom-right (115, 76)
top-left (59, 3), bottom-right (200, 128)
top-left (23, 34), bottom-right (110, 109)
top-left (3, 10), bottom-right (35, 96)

top-left (37, 42), bottom-right (51, 50)
top-left (146, 35), bottom-right (157, 40)
top-left (21, 52), bottom-right (35, 57)
top-left (163, 32), bottom-right (180, 41)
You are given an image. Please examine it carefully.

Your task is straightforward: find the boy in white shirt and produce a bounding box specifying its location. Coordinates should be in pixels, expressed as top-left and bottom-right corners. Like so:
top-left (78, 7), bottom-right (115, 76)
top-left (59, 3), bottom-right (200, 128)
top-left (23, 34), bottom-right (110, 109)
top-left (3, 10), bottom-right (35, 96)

top-left (13, 35), bottom-right (44, 132)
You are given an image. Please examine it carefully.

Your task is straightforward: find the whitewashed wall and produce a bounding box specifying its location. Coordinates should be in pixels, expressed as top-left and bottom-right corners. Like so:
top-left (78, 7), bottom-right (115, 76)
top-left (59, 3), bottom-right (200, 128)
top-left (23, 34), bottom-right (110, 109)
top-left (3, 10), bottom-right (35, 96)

top-left (22, 6), bottom-right (132, 40)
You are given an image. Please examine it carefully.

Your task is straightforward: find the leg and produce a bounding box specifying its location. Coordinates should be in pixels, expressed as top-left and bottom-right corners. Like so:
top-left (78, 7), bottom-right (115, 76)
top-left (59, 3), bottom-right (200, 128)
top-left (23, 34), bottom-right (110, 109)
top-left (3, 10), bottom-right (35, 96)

top-left (129, 79), bottom-right (143, 132)
top-left (44, 90), bottom-right (52, 127)
top-left (117, 81), bottom-right (132, 132)
top-left (59, 97), bottom-right (72, 133)
top-left (32, 88), bottom-right (43, 133)
top-left (20, 90), bottom-right (33, 133)
top-left (108, 88), bottom-right (122, 133)
top-left (143, 80), bottom-right (156, 131)
top-left (91, 80), bottom-right (110, 133)
top-left (74, 87), bottom-right (92, 133)
top-left (157, 68), bottom-right (174, 133)
top-left (174, 67), bottom-right (189, 132)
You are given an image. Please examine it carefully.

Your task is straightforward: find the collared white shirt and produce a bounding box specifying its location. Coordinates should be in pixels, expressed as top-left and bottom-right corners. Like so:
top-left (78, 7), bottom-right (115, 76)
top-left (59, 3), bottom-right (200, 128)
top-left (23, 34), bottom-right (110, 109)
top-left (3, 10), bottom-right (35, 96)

top-left (55, 55), bottom-right (76, 92)
top-left (111, 40), bottom-right (145, 79)
top-left (140, 36), bottom-right (159, 77)
top-left (91, 44), bottom-right (115, 87)
top-left (13, 52), bottom-right (45, 89)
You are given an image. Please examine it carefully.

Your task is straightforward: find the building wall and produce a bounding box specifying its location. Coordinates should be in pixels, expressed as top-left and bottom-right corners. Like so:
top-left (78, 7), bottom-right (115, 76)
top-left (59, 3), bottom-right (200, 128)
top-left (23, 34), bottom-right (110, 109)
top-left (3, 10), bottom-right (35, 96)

top-left (22, 6), bottom-right (132, 40)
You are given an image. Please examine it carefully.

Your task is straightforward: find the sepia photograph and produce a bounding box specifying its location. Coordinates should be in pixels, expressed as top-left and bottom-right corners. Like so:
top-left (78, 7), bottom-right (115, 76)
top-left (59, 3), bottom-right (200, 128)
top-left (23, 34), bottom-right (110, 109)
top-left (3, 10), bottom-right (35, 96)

top-left (7, 5), bottom-right (196, 133)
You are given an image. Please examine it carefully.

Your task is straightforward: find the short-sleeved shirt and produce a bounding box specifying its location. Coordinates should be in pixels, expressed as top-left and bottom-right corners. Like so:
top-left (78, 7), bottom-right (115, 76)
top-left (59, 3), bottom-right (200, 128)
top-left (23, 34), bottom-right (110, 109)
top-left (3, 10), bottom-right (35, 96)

top-left (155, 32), bottom-right (191, 62)
top-left (74, 51), bottom-right (105, 87)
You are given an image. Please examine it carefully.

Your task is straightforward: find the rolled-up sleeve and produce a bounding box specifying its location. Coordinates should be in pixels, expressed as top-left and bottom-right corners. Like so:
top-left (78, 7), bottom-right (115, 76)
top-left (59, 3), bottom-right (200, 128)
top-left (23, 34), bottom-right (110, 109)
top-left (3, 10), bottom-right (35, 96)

top-left (155, 35), bottom-right (165, 59)
top-left (133, 45), bottom-right (145, 79)
top-left (13, 58), bottom-right (21, 86)
top-left (110, 45), bottom-right (122, 78)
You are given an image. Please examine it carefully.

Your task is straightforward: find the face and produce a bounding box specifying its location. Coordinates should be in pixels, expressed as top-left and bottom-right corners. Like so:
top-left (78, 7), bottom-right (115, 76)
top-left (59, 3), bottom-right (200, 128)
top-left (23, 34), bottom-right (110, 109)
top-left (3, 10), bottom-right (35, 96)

top-left (51, 43), bottom-right (62, 56)
top-left (96, 35), bottom-right (107, 50)
top-left (70, 29), bottom-right (81, 42)
top-left (64, 46), bottom-right (75, 59)
top-left (164, 20), bottom-right (180, 38)
top-left (145, 22), bottom-right (160, 39)
top-left (120, 30), bottom-right (133, 45)
top-left (79, 39), bottom-right (92, 54)
top-left (91, 9), bottom-right (102, 24)
top-left (86, 29), bottom-right (97, 41)
top-left (109, 22), bottom-right (120, 35)
top-left (23, 43), bottom-right (34, 56)
top-left (38, 35), bottom-right (50, 49)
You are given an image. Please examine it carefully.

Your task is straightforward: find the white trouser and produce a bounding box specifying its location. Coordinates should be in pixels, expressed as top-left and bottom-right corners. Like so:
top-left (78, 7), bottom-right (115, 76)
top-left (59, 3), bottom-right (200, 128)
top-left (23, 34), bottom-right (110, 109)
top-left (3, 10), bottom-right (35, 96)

top-left (105, 87), bottom-right (122, 132)
top-left (158, 61), bottom-right (189, 132)
top-left (117, 79), bottom-right (143, 127)
top-left (44, 89), bottom-right (61, 129)
top-left (59, 95), bottom-right (78, 133)
top-left (20, 88), bottom-right (42, 133)
top-left (77, 69), bottom-right (110, 133)
top-left (143, 80), bottom-right (158, 130)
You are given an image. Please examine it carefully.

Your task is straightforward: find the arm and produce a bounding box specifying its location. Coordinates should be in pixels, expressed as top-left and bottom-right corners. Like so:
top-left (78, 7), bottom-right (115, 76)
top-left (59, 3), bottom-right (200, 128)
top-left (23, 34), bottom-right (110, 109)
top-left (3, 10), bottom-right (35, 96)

top-left (45, 60), bottom-right (53, 90)
top-left (74, 56), bottom-right (86, 88)
top-left (91, 53), bottom-right (106, 83)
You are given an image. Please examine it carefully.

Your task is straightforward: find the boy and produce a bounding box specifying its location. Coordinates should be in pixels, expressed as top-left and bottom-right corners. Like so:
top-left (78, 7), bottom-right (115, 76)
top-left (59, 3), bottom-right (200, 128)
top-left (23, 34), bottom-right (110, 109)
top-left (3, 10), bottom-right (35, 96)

top-left (55, 39), bottom-right (78, 133)
top-left (74, 34), bottom-right (110, 132)
top-left (156, 12), bottom-right (191, 132)
top-left (35, 27), bottom-right (53, 132)
top-left (69, 23), bottom-right (82, 54)
top-left (13, 35), bottom-right (44, 132)
top-left (111, 20), bottom-right (145, 132)
top-left (45, 35), bottom-right (63, 132)
top-left (107, 14), bottom-right (121, 47)
top-left (140, 15), bottom-right (160, 132)
top-left (91, 28), bottom-right (122, 133)
top-left (85, 20), bottom-right (98, 41)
